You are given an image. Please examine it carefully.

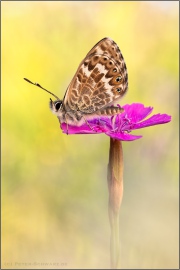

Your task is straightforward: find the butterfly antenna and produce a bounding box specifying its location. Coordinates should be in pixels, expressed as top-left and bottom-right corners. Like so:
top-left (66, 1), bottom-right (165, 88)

top-left (24, 78), bottom-right (60, 100)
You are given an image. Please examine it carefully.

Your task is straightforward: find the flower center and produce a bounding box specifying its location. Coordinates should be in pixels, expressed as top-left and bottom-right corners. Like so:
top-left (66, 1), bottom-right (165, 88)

top-left (112, 114), bottom-right (132, 133)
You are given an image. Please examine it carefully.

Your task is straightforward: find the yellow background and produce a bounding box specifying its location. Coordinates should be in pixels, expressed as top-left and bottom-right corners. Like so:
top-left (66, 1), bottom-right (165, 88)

top-left (2, 1), bottom-right (179, 269)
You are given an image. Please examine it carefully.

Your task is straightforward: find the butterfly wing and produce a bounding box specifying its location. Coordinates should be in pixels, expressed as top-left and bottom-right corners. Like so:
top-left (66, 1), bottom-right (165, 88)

top-left (63, 37), bottom-right (128, 114)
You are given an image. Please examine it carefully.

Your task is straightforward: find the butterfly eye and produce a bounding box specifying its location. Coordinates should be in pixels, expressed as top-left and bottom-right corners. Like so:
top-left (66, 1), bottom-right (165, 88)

top-left (113, 68), bottom-right (117, 72)
top-left (117, 88), bottom-right (121, 93)
top-left (116, 76), bottom-right (122, 82)
top-left (55, 101), bottom-right (61, 111)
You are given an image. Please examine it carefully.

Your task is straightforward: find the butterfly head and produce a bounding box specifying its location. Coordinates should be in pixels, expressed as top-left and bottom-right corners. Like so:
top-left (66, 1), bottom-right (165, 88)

top-left (49, 98), bottom-right (63, 114)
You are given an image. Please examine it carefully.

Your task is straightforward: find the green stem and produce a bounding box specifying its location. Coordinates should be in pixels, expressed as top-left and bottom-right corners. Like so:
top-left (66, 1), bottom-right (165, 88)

top-left (107, 138), bottom-right (123, 269)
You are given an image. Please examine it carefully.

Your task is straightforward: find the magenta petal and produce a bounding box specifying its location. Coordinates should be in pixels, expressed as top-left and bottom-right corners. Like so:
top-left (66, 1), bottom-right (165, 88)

top-left (122, 103), bottom-right (153, 122)
top-left (106, 131), bottom-right (142, 141)
top-left (132, 114), bottom-right (172, 130)
top-left (61, 123), bottom-right (104, 134)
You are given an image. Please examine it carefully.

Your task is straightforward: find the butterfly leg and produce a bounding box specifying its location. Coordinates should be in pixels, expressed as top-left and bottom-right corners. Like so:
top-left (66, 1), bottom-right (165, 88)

top-left (64, 114), bottom-right (69, 135)
top-left (82, 115), bottom-right (97, 132)
top-left (76, 107), bottom-right (97, 132)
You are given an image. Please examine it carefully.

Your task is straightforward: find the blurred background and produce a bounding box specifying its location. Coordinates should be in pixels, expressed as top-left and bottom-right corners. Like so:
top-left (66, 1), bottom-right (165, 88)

top-left (2, 1), bottom-right (179, 269)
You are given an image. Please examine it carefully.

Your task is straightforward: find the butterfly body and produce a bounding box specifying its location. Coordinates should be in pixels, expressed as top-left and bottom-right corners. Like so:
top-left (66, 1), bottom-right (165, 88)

top-left (50, 37), bottom-right (128, 127)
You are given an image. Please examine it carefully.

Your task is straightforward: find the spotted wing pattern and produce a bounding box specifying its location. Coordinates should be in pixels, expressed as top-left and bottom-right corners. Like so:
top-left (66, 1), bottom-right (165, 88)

top-left (63, 38), bottom-right (128, 115)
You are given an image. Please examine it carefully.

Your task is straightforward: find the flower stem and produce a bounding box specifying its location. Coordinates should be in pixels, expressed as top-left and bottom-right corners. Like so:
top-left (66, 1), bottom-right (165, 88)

top-left (107, 138), bottom-right (124, 269)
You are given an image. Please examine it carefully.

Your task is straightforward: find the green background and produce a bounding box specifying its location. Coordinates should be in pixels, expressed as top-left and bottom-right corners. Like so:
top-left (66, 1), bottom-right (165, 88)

top-left (2, 1), bottom-right (179, 269)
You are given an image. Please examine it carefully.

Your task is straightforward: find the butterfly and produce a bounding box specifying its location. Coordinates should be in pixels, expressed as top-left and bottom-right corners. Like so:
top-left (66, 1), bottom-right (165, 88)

top-left (24, 37), bottom-right (128, 133)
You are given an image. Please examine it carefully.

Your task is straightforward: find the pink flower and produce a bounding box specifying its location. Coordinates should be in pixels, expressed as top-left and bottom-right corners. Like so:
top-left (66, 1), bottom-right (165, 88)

top-left (60, 103), bottom-right (171, 141)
